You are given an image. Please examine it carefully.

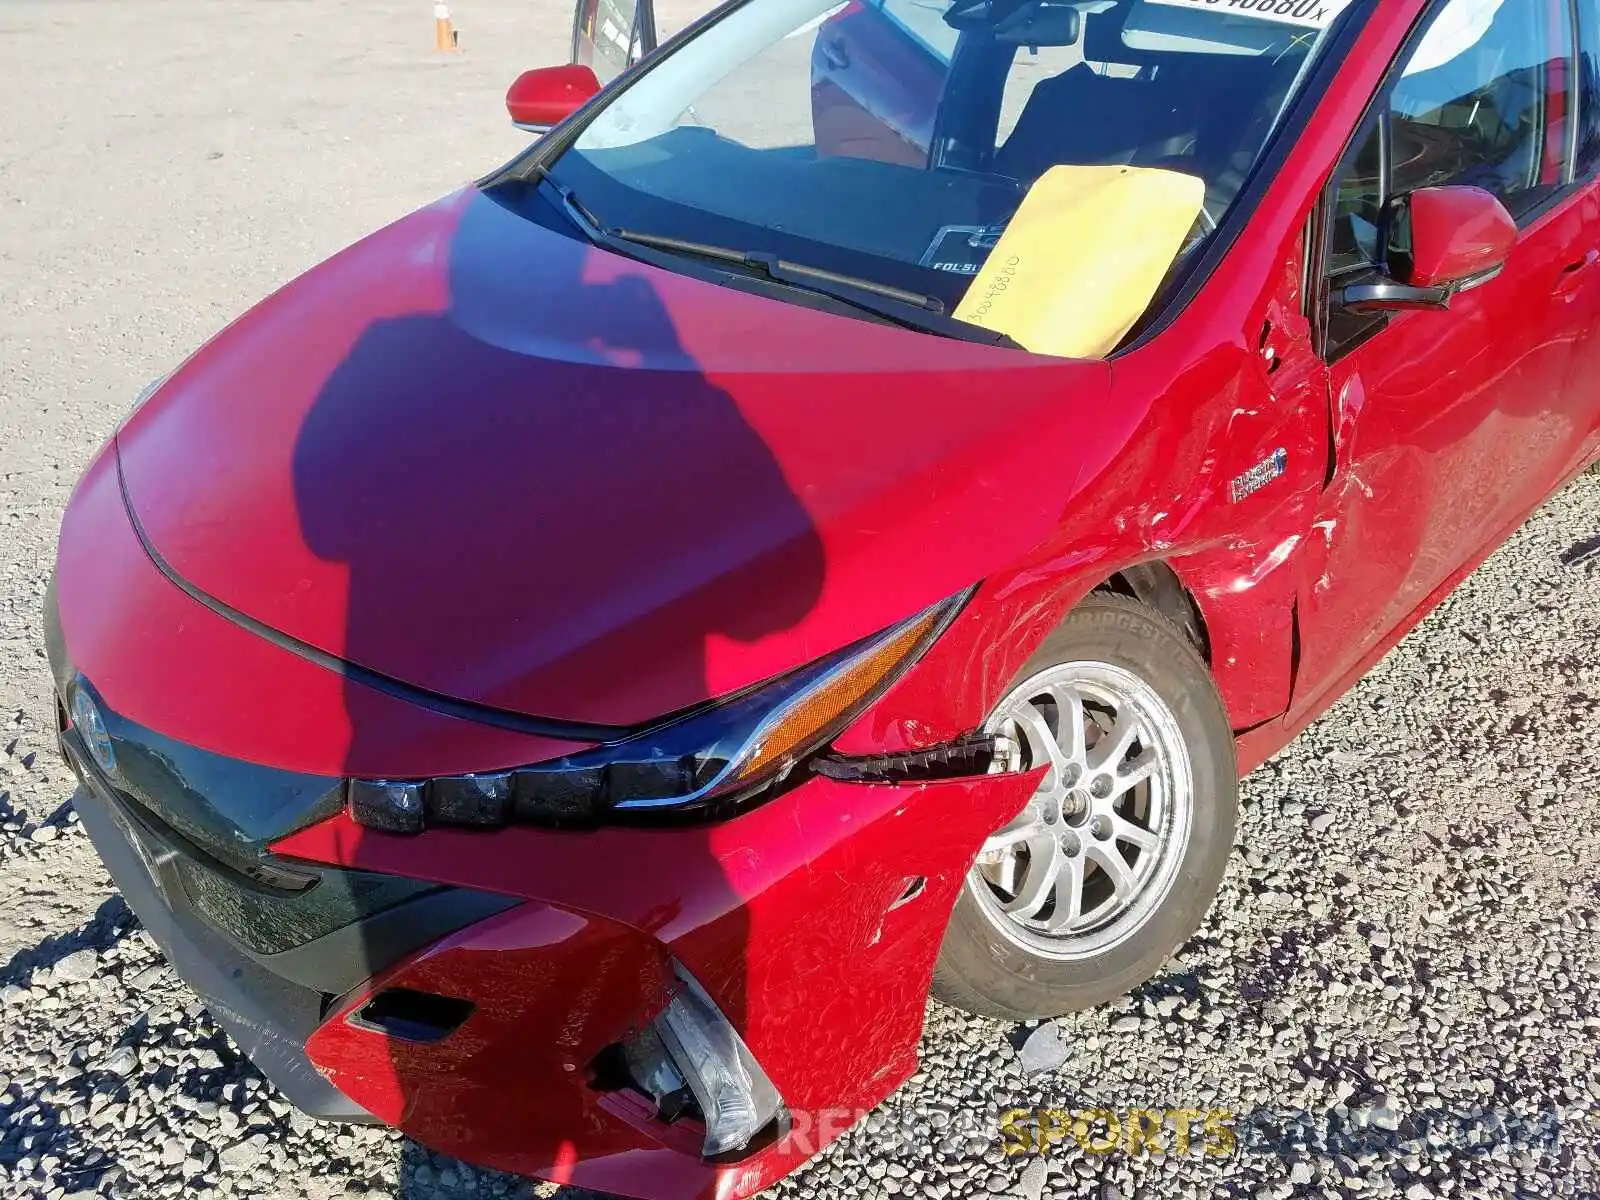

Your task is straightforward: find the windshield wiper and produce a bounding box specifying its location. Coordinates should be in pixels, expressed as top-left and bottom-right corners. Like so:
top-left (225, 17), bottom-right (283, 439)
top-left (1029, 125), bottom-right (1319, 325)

top-left (613, 228), bottom-right (942, 313)
top-left (536, 175), bottom-right (1019, 349)
top-left (606, 228), bottom-right (975, 340)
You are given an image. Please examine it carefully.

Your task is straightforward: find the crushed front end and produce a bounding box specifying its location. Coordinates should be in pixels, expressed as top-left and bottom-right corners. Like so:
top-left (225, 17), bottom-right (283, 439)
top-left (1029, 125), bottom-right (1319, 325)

top-left (48, 446), bottom-right (1039, 1200)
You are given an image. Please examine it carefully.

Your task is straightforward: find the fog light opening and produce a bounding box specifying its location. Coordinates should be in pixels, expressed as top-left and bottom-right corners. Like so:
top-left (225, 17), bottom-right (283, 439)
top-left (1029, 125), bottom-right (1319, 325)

top-left (618, 966), bottom-right (784, 1158)
top-left (351, 988), bottom-right (474, 1043)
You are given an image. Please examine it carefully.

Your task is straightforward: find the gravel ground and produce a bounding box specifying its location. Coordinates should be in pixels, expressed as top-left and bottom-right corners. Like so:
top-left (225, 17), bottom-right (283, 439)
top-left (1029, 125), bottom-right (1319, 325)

top-left (3, 2), bottom-right (1599, 1199)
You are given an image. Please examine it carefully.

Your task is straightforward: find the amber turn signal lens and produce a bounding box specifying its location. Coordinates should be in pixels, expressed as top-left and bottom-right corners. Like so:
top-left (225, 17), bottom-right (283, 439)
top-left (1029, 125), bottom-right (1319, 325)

top-left (729, 605), bottom-right (946, 785)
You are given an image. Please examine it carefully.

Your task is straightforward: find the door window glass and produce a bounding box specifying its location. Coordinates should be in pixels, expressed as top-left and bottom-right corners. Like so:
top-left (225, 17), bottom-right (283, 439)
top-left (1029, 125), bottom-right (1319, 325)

top-left (1388, 0), bottom-right (1571, 217)
top-left (575, 0), bottom-right (648, 83)
top-left (877, 0), bottom-right (961, 62)
top-left (1576, 0), bottom-right (1600, 176)
top-left (1327, 114), bottom-right (1383, 274)
top-left (1322, 0), bottom-right (1576, 356)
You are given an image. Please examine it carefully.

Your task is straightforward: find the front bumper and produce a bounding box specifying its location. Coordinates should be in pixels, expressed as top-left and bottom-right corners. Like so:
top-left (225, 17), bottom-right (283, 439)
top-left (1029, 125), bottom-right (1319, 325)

top-left (67, 699), bottom-right (1035, 1200)
top-left (60, 724), bottom-right (518, 1121)
top-left (49, 441), bottom-right (1042, 1199)
top-left (273, 769), bottom-right (1037, 1199)
top-left (68, 764), bottom-right (370, 1121)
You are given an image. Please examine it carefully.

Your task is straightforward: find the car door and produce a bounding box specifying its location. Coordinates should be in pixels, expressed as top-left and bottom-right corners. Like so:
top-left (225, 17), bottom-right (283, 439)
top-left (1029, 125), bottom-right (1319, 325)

top-left (1553, 2), bottom-right (1600, 469)
top-left (1292, 0), bottom-right (1595, 713)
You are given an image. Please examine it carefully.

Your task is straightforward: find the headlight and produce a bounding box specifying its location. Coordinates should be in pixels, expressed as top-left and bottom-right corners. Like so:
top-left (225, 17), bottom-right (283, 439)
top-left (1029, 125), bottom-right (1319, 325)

top-left (347, 589), bottom-right (971, 832)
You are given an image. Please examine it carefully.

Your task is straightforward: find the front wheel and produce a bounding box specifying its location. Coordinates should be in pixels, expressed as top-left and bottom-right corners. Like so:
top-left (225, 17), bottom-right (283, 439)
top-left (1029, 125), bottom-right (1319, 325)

top-left (932, 594), bottom-right (1238, 1020)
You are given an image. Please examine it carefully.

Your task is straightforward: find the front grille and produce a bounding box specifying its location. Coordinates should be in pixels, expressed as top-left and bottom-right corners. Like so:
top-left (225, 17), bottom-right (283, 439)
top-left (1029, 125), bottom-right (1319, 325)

top-left (104, 785), bottom-right (438, 955)
top-left (49, 690), bottom-right (444, 954)
top-left (48, 643), bottom-right (523, 1116)
top-left (170, 851), bottom-right (437, 956)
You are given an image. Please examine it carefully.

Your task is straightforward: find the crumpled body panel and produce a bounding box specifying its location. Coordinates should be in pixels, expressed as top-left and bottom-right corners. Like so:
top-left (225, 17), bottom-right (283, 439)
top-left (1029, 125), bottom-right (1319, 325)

top-left (281, 770), bottom-right (1040, 1199)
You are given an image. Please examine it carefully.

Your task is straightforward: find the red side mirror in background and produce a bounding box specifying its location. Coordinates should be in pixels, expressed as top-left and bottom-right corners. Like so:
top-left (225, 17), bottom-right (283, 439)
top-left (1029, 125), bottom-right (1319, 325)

top-left (1405, 185), bottom-right (1518, 289)
top-left (506, 64), bottom-right (602, 132)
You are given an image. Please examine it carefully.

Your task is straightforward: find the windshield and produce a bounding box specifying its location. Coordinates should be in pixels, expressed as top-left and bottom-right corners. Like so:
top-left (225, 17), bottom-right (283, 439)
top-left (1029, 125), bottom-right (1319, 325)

top-left (528, 0), bottom-right (1353, 353)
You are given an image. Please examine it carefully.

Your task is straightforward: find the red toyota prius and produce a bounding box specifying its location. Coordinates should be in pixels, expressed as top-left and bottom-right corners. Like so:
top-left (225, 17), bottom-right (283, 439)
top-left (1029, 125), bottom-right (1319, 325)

top-left (47, 0), bottom-right (1600, 1194)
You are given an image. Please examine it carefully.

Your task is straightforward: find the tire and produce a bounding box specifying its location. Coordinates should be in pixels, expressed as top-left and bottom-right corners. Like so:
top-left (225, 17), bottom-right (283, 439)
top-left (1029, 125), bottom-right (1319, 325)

top-left (932, 593), bottom-right (1237, 1020)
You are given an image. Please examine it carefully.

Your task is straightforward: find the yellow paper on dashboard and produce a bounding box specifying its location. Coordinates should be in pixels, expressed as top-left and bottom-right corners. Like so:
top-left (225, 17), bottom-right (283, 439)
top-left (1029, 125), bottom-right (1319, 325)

top-left (955, 164), bottom-right (1205, 359)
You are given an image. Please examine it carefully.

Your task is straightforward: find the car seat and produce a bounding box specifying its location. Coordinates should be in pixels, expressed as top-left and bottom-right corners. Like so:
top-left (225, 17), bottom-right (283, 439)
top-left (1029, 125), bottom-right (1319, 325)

top-left (992, 62), bottom-right (1193, 181)
top-left (994, 53), bottom-right (1295, 223)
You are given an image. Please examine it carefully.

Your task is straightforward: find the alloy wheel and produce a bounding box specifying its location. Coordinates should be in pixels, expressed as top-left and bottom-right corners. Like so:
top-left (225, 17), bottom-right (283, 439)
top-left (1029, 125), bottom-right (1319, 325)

top-left (970, 660), bottom-right (1195, 961)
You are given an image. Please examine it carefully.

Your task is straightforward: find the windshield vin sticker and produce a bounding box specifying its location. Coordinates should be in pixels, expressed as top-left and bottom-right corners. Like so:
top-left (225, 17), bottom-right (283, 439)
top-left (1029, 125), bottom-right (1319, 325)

top-left (1146, 0), bottom-right (1353, 30)
top-left (921, 224), bottom-right (1008, 276)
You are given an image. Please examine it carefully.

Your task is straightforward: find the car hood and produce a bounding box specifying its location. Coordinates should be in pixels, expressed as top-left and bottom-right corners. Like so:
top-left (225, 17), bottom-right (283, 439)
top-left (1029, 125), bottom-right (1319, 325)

top-left (115, 187), bottom-right (1122, 728)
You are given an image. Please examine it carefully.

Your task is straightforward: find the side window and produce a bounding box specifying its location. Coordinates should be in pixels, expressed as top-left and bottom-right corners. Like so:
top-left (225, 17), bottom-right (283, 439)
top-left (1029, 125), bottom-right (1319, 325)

top-left (1328, 115), bottom-right (1383, 275)
top-left (1577, 0), bottom-right (1600, 176)
top-left (1322, 0), bottom-right (1577, 355)
top-left (573, 0), bottom-right (650, 85)
top-left (1388, 0), bottom-right (1572, 218)
top-left (877, 0), bottom-right (960, 63)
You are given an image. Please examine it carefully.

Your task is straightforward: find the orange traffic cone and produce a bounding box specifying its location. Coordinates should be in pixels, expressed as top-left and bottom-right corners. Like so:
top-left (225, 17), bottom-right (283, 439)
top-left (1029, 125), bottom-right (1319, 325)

top-left (434, 2), bottom-right (460, 52)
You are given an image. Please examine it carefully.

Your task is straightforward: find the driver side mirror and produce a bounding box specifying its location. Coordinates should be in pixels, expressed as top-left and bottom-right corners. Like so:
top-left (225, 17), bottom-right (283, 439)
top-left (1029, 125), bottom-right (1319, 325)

top-left (1336, 185), bottom-right (1517, 313)
top-left (506, 64), bottom-right (602, 134)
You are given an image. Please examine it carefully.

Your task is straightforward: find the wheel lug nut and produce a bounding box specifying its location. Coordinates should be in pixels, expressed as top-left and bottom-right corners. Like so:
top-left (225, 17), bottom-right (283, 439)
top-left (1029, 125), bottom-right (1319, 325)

top-left (1089, 776), bottom-right (1112, 799)
top-left (1091, 816), bottom-right (1112, 840)
top-left (1061, 764), bottom-right (1081, 786)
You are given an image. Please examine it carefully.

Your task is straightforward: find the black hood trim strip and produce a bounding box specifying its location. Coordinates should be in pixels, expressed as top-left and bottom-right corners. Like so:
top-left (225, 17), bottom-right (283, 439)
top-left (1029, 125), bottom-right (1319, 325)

top-left (112, 440), bottom-right (633, 744)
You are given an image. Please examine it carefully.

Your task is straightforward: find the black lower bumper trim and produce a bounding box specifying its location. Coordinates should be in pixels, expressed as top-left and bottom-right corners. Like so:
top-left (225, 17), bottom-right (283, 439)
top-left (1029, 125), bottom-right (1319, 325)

top-left (73, 779), bottom-right (376, 1122)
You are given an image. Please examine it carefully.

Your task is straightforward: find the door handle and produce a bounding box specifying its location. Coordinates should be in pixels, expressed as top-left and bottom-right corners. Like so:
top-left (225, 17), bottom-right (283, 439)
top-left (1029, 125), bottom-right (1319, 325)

top-left (820, 39), bottom-right (850, 70)
top-left (1555, 248), bottom-right (1599, 295)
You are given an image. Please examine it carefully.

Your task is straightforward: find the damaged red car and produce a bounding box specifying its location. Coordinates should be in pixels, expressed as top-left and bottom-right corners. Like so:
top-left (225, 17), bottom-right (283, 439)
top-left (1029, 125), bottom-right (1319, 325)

top-left (48, 0), bottom-right (1600, 1194)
